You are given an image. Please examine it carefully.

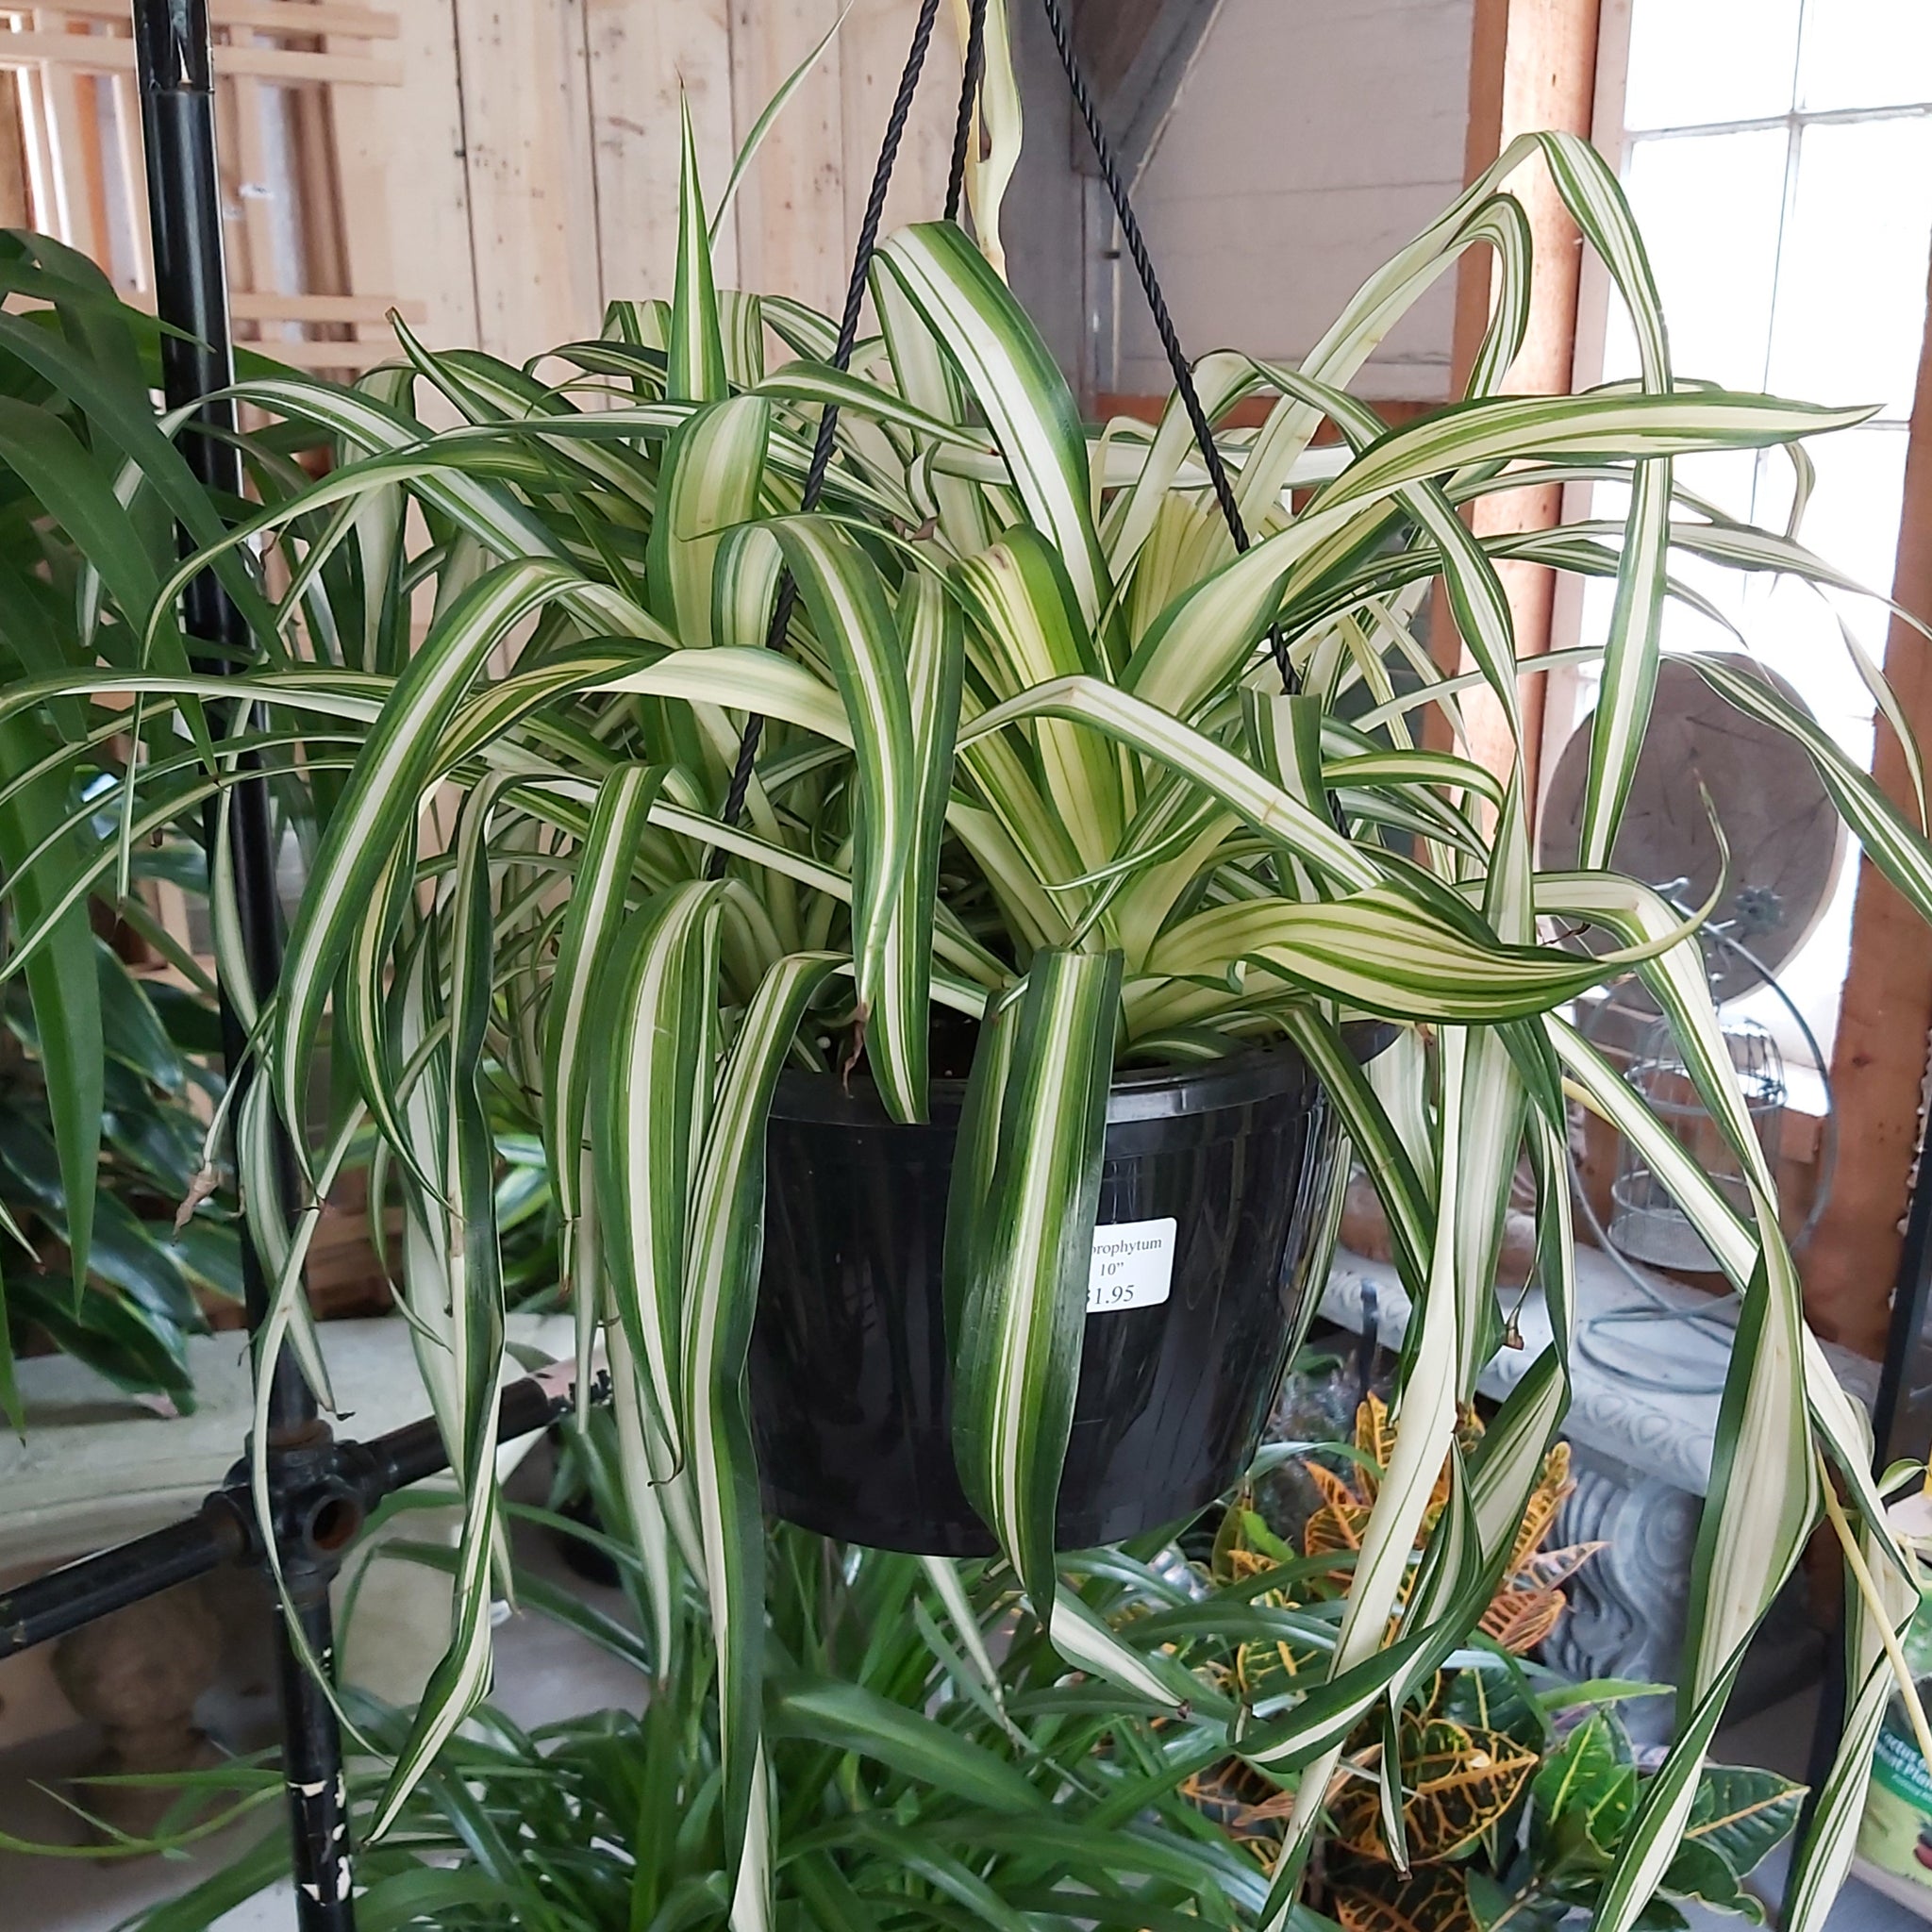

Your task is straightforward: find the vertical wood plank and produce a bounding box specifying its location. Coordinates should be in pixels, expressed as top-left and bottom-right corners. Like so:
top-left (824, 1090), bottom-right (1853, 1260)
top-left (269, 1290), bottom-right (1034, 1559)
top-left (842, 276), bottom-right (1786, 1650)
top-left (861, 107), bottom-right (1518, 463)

top-left (31, 13), bottom-right (105, 261)
top-left (225, 76), bottom-right (280, 300)
top-left (729, 0), bottom-right (846, 318)
top-left (107, 72), bottom-right (152, 293)
top-left (329, 0), bottom-right (480, 352)
top-left (1443, 0), bottom-right (1602, 798)
top-left (452, 0), bottom-right (603, 361)
top-left (582, 0), bottom-right (736, 308)
top-left (839, 0), bottom-right (958, 269)
top-left (0, 73), bottom-right (33, 228)
top-left (1803, 261), bottom-right (1932, 1357)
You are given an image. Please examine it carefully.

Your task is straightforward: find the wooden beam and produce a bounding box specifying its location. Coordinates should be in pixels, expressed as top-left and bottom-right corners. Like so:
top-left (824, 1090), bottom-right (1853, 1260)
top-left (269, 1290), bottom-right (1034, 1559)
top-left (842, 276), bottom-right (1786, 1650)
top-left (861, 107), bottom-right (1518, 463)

top-left (0, 69), bottom-right (27, 227)
top-left (1444, 0), bottom-right (1602, 797)
top-left (1800, 260), bottom-right (1932, 1358)
top-left (0, 28), bottom-right (403, 86)
top-left (36, 1), bottom-right (400, 38)
top-left (1067, 0), bottom-right (1223, 180)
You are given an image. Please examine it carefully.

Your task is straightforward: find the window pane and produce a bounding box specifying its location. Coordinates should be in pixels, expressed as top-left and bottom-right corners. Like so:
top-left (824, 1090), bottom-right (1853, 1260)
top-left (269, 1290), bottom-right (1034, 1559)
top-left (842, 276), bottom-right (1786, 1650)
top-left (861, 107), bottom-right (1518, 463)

top-left (1606, 130), bottom-right (1788, 391)
top-left (1767, 117), bottom-right (1932, 421)
top-left (1624, 0), bottom-right (1800, 130)
top-left (1797, 0), bottom-right (1932, 111)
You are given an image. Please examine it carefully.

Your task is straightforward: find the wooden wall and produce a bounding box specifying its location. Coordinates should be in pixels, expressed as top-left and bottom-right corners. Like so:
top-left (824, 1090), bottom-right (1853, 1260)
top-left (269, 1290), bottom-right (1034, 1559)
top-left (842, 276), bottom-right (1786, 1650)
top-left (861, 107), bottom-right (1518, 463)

top-left (1108, 0), bottom-right (1474, 403)
top-left (335, 0), bottom-right (964, 366)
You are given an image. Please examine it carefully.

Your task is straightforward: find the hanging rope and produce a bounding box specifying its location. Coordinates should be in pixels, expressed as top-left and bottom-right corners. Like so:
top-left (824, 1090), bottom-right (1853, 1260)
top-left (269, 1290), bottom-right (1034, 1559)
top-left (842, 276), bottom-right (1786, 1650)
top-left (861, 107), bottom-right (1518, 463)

top-left (1036, 0), bottom-right (1295, 693)
top-left (713, 0), bottom-right (944, 857)
top-left (946, 0), bottom-right (991, 223)
top-left (716, 0), bottom-right (1297, 866)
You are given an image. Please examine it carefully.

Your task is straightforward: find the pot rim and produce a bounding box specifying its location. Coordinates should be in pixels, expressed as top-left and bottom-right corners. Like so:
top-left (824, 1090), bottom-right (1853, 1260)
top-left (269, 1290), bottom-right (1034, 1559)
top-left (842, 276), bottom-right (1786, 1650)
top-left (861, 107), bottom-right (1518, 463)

top-left (770, 1020), bottom-right (1392, 1129)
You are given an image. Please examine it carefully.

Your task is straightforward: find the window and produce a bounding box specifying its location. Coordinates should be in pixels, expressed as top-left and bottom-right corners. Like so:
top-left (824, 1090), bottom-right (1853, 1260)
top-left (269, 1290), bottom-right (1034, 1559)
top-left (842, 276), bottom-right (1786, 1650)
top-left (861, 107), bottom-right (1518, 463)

top-left (1556, 0), bottom-right (1932, 1075)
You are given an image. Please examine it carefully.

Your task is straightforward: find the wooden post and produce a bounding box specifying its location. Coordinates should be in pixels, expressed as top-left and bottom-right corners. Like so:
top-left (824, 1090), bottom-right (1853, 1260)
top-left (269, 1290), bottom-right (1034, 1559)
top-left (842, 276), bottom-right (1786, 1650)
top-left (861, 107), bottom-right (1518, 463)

top-left (1799, 258), bottom-right (1932, 1358)
top-left (1445, 0), bottom-right (1602, 796)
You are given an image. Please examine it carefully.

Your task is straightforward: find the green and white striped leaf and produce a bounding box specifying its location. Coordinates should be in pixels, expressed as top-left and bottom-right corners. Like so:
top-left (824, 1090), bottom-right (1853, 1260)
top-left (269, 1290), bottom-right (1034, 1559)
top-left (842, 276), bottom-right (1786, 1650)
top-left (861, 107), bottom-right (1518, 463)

top-left (542, 763), bottom-right (668, 1319)
top-left (680, 950), bottom-right (841, 1932)
top-left (669, 94), bottom-right (727, 405)
top-left (591, 881), bottom-right (724, 1469)
top-left (754, 519), bottom-right (916, 1041)
top-left (871, 570), bottom-right (967, 1122)
top-left (271, 558), bottom-right (594, 1158)
top-left (948, 947), bottom-right (1121, 1619)
top-left (877, 223), bottom-right (1113, 638)
top-left (648, 396), bottom-right (773, 650)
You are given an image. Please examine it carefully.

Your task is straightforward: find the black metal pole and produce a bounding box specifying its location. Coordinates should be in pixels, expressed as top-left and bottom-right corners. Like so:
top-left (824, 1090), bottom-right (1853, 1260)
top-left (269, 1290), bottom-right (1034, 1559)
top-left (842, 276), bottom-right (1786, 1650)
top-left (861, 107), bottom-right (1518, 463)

top-left (130, 5), bottom-right (353, 1924)
top-left (0, 1363), bottom-right (592, 1659)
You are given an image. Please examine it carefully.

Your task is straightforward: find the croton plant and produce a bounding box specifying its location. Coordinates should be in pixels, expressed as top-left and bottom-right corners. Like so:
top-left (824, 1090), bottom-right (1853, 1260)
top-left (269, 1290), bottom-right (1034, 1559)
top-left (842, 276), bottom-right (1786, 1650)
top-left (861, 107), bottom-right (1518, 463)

top-left (3, 14), bottom-right (1930, 1927)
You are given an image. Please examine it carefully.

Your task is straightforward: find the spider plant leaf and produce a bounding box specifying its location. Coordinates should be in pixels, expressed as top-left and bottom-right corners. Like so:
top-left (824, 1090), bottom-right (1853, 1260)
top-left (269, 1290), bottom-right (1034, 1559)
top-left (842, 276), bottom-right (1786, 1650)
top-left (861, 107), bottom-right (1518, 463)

top-left (956, 528), bottom-right (1125, 869)
top-left (1593, 1648), bottom-right (1749, 1932)
top-left (592, 880), bottom-right (725, 1467)
top-left (1143, 889), bottom-right (1666, 1025)
top-left (369, 784), bottom-right (508, 1839)
top-left (598, 644), bottom-right (852, 746)
top-left (680, 950), bottom-right (841, 1932)
top-left (670, 94), bottom-right (728, 405)
top-left (1582, 457), bottom-right (1672, 867)
top-left (877, 223), bottom-right (1113, 638)
top-left (1104, 352), bottom-right (1262, 585)
top-left (1122, 391), bottom-right (1870, 724)
top-left (754, 519), bottom-right (916, 1040)
top-left (271, 558), bottom-right (591, 1157)
top-left (949, 0), bottom-right (1021, 275)
top-left (872, 259), bottom-right (997, 558)
top-left (544, 763), bottom-right (670, 1305)
top-left (648, 396), bottom-right (774, 651)
top-left (960, 674), bottom-right (1377, 892)
top-left (1044, 1584), bottom-right (1194, 1710)
top-left (871, 570), bottom-right (966, 1123)
top-left (773, 1676), bottom-right (1046, 1813)
top-left (1783, 1511), bottom-right (1921, 1932)
top-left (708, 6), bottom-right (847, 244)
top-left (1275, 1009), bottom-right (1428, 1290)
top-left (1689, 651), bottom-right (1932, 926)
top-left (335, 833), bottom-right (437, 1200)
top-left (757, 360), bottom-right (994, 454)
top-left (949, 946), bottom-right (1122, 1619)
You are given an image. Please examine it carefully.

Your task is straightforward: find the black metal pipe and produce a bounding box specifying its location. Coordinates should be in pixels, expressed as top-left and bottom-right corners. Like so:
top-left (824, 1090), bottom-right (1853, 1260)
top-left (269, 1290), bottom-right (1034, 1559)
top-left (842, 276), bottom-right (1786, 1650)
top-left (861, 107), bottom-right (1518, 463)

top-left (275, 1579), bottom-right (356, 1931)
top-left (0, 1365), bottom-right (593, 1661)
top-left (132, 4), bottom-right (344, 1921)
top-left (0, 1501), bottom-right (247, 1657)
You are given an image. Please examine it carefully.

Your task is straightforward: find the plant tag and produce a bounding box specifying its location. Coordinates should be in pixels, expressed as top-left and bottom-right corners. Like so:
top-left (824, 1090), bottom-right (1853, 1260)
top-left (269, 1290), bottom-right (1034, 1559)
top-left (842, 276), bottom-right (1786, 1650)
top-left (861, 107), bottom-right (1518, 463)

top-left (1086, 1217), bottom-right (1177, 1314)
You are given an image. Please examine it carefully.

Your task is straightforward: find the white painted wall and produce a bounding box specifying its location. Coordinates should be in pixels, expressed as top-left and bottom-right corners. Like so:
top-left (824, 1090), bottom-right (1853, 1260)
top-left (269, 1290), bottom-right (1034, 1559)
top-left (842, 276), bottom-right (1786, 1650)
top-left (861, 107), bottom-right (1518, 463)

top-left (1115, 0), bottom-right (1474, 401)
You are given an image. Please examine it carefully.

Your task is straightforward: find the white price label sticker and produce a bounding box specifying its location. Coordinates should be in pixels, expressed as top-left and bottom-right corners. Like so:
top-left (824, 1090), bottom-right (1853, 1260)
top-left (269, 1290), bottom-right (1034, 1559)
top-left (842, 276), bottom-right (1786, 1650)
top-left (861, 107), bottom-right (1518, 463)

top-left (1086, 1217), bottom-right (1177, 1314)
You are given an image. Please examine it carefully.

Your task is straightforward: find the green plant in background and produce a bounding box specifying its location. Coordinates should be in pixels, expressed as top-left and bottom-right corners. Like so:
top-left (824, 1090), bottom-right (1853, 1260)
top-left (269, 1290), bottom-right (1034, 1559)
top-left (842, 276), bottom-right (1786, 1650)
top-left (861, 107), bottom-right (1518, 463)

top-left (0, 232), bottom-right (246, 1418)
top-left (5, 14), bottom-right (1931, 1926)
top-left (0, 935), bottom-right (238, 1418)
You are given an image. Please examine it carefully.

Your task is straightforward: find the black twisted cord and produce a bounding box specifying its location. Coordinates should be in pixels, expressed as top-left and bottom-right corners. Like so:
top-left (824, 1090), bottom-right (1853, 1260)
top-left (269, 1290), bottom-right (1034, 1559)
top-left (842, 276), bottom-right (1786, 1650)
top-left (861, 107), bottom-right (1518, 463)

top-left (946, 0), bottom-right (991, 223)
top-left (1036, 0), bottom-right (1295, 693)
top-left (711, 0), bottom-right (945, 865)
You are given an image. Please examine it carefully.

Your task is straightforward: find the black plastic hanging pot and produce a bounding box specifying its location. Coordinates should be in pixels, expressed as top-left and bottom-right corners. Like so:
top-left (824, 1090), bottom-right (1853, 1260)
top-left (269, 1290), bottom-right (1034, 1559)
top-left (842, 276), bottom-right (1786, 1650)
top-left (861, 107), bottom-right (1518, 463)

top-left (749, 1036), bottom-right (1354, 1556)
